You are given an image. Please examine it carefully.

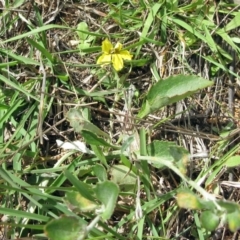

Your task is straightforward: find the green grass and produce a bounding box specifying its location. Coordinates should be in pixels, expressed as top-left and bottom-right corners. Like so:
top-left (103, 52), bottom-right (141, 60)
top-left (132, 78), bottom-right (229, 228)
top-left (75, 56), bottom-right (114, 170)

top-left (0, 0), bottom-right (240, 239)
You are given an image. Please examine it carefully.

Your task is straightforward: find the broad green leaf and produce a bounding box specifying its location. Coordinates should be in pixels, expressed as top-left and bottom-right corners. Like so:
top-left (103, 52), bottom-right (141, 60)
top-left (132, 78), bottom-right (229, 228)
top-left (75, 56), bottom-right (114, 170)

top-left (225, 156), bottom-right (240, 168)
top-left (146, 140), bottom-right (189, 174)
top-left (146, 141), bottom-right (175, 168)
top-left (170, 146), bottom-right (189, 175)
top-left (176, 190), bottom-right (203, 210)
top-left (44, 216), bottom-right (87, 240)
top-left (93, 164), bottom-right (107, 182)
top-left (76, 21), bottom-right (95, 56)
top-left (218, 200), bottom-right (240, 213)
top-left (66, 108), bottom-right (109, 138)
top-left (227, 208), bottom-right (240, 232)
top-left (232, 37), bottom-right (240, 44)
top-left (110, 165), bottom-right (137, 191)
top-left (77, 22), bottom-right (89, 41)
top-left (78, 42), bottom-right (91, 56)
top-left (64, 191), bottom-right (98, 212)
top-left (200, 211), bottom-right (220, 231)
top-left (95, 181), bottom-right (119, 220)
top-left (138, 75), bottom-right (213, 118)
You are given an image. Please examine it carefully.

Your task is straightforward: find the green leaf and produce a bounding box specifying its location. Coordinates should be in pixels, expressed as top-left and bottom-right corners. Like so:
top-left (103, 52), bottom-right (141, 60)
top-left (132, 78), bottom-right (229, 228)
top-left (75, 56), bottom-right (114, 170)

top-left (13, 0), bottom-right (25, 8)
top-left (121, 135), bottom-right (135, 153)
top-left (216, 28), bottom-right (239, 53)
top-left (232, 37), bottom-right (240, 44)
top-left (141, 3), bottom-right (162, 40)
top-left (205, 165), bottom-right (223, 187)
top-left (218, 200), bottom-right (240, 213)
top-left (200, 211), bottom-right (220, 231)
top-left (146, 140), bottom-right (189, 174)
top-left (81, 130), bottom-right (113, 147)
top-left (76, 22), bottom-right (95, 56)
top-left (44, 216), bottom-right (87, 240)
top-left (138, 75), bottom-right (213, 118)
top-left (225, 156), bottom-right (240, 168)
top-left (77, 22), bottom-right (89, 41)
top-left (93, 164), bottom-right (108, 182)
top-left (56, 74), bottom-right (69, 82)
top-left (64, 169), bottom-right (95, 202)
top-left (27, 38), bottom-right (54, 63)
top-left (95, 181), bottom-right (119, 220)
top-left (203, 24), bottom-right (218, 53)
top-left (120, 154), bottom-right (138, 175)
top-left (171, 17), bottom-right (208, 44)
top-left (0, 207), bottom-right (49, 222)
top-left (66, 108), bottom-right (109, 139)
top-left (0, 74), bottom-right (39, 102)
top-left (146, 141), bottom-right (174, 168)
top-left (0, 103), bottom-right (8, 110)
top-left (78, 42), bottom-right (91, 56)
top-left (227, 208), bottom-right (240, 232)
top-left (176, 190), bottom-right (203, 210)
top-left (64, 191), bottom-right (98, 212)
top-left (3, 24), bottom-right (69, 43)
top-left (91, 144), bottom-right (108, 167)
top-left (225, 12), bottom-right (240, 32)
top-left (110, 164), bottom-right (137, 191)
top-left (169, 146), bottom-right (189, 175)
top-left (0, 49), bottom-right (40, 65)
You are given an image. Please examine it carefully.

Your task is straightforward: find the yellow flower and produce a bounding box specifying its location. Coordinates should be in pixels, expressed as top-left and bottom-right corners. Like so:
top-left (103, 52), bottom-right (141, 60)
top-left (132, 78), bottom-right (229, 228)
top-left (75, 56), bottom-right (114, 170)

top-left (97, 39), bottom-right (132, 71)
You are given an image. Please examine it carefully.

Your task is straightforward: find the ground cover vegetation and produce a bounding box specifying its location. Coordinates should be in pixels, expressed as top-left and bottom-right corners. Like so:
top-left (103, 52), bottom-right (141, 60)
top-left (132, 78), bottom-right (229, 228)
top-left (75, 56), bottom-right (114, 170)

top-left (0, 0), bottom-right (240, 239)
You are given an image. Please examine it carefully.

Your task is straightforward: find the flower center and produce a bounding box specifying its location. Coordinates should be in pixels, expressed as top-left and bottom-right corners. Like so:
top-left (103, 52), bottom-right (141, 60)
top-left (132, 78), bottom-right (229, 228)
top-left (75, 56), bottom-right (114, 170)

top-left (110, 49), bottom-right (115, 54)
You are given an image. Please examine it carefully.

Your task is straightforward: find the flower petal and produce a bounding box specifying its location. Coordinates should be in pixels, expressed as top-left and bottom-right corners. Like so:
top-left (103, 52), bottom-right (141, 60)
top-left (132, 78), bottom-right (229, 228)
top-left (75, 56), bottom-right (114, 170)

top-left (114, 42), bottom-right (122, 52)
top-left (119, 50), bottom-right (133, 60)
top-left (112, 54), bottom-right (124, 71)
top-left (102, 39), bottom-right (113, 54)
top-left (97, 53), bottom-right (111, 65)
